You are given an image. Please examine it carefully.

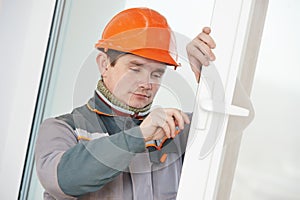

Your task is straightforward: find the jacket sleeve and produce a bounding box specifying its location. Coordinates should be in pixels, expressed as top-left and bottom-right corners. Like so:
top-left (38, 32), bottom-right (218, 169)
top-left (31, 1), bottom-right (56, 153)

top-left (35, 118), bottom-right (146, 198)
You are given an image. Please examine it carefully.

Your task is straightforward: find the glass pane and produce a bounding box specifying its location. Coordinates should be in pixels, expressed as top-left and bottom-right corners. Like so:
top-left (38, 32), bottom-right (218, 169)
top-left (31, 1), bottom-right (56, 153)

top-left (231, 0), bottom-right (300, 199)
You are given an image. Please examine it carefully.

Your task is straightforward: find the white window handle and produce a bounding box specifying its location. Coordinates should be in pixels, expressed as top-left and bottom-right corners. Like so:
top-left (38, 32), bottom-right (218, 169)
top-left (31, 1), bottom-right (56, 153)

top-left (200, 99), bottom-right (249, 117)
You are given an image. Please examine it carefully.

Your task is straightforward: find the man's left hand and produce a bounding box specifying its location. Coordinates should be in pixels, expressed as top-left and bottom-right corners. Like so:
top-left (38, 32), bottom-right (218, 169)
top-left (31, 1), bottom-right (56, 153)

top-left (186, 27), bottom-right (216, 82)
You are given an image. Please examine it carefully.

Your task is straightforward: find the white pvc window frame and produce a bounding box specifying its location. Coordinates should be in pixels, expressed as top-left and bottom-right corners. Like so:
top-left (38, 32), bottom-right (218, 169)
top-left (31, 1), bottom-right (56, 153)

top-left (177, 0), bottom-right (269, 199)
top-left (18, 1), bottom-right (66, 199)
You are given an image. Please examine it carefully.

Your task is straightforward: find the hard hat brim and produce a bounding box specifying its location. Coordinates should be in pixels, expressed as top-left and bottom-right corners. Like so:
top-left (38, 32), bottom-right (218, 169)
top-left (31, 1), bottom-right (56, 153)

top-left (130, 48), bottom-right (179, 67)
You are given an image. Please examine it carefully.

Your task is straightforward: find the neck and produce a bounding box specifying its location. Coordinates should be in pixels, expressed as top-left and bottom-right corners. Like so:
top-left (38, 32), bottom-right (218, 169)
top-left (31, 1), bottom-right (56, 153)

top-left (96, 80), bottom-right (152, 116)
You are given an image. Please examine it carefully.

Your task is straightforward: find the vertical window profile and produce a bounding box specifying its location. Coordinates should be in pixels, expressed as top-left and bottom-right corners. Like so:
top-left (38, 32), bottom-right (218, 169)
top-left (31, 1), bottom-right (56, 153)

top-left (19, 0), bottom-right (67, 199)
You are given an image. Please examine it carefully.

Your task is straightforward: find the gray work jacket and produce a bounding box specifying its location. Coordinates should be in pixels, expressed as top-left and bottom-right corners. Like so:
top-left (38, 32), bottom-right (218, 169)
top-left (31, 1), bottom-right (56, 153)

top-left (35, 92), bottom-right (190, 200)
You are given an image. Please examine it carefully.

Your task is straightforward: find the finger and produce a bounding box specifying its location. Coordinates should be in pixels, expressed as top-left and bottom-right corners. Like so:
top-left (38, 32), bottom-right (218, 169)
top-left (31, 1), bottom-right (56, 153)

top-left (187, 43), bottom-right (210, 66)
top-left (198, 31), bottom-right (216, 49)
top-left (190, 51), bottom-right (210, 67)
top-left (173, 110), bottom-right (191, 128)
top-left (153, 127), bottom-right (165, 140)
top-left (202, 27), bottom-right (211, 34)
top-left (181, 112), bottom-right (191, 124)
top-left (193, 37), bottom-right (216, 61)
top-left (161, 121), bottom-right (171, 139)
top-left (166, 116), bottom-right (176, 138)
top-left (170, 110), bottom-right (185, 130)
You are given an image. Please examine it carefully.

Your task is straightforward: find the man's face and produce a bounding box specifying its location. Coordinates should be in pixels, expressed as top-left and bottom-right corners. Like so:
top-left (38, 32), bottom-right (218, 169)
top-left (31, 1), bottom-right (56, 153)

top-left (103, 54), bottom-right (166, 108)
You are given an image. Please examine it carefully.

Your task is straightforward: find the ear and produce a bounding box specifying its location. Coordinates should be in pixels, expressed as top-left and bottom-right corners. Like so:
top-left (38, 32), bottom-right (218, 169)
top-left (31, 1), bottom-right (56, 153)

top-left (96, 51), bottom-right (109, 76)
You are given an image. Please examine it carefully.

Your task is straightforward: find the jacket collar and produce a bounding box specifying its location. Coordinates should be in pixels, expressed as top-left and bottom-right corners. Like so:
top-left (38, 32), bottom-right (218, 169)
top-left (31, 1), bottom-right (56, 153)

top-left (86, 91), bottom-right (150, 119)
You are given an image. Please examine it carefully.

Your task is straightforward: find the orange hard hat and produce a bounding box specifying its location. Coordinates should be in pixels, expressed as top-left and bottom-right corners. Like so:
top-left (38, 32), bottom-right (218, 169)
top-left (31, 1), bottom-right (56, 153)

top-left (95, 7), bottom-right (179, 66)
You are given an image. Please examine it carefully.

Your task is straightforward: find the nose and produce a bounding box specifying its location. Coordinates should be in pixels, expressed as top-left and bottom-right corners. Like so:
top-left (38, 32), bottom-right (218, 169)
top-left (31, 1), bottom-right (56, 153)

top-left (138, 74), bottom-right (152, 90)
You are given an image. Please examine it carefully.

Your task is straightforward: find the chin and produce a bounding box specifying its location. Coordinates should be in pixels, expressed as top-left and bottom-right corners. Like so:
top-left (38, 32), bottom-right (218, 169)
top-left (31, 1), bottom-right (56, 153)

top-left (127, 96), bottom-right (152, 109)
top-left (128, 101), bottom-right (150, 109)
top-left (129, 103), bottom-right (147, 109)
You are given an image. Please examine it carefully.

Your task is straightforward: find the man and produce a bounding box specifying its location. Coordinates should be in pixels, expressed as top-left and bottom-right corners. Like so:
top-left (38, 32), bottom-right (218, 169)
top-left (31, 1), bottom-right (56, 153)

top-left (35, 7), bottom-right (216, 200)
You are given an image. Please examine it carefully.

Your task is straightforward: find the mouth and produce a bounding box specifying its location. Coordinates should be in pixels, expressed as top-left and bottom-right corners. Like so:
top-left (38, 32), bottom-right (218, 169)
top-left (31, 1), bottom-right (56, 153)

top-left (132, 93), bottom-right (151, 99)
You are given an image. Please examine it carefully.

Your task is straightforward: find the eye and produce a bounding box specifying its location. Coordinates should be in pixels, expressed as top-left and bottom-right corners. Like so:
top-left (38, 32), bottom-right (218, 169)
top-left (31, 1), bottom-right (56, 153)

top-left (129, 67), bottom-right (140, 72)
top-left (151, 72), bottom-right (163, 79)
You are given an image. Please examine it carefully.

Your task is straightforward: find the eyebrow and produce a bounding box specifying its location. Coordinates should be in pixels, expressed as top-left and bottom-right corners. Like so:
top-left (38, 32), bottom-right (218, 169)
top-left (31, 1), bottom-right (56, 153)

top-left (129, 60), bottom-right (144, 66)
top-left (154, 68), bottom-right (166, 74)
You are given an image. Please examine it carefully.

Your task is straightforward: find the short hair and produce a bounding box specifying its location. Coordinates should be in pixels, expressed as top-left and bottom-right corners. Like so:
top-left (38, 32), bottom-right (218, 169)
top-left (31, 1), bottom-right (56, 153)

top-left (97, 48), bottom-right (127, 67)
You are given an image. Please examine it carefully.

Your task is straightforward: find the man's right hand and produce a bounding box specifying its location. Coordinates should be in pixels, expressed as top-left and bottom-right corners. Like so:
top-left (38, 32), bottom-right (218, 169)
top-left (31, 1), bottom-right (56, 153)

top-left (140, 108), bottom-right (190, 142)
